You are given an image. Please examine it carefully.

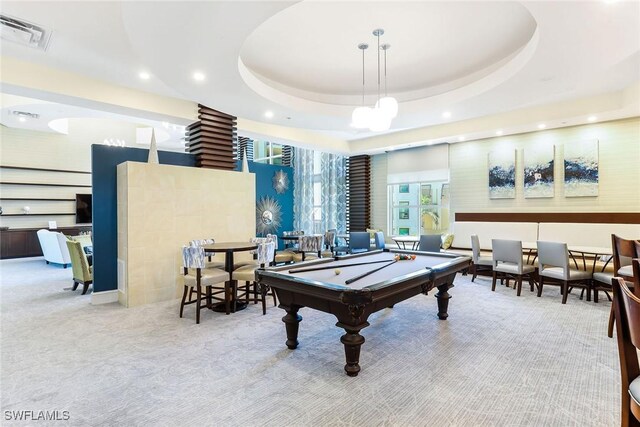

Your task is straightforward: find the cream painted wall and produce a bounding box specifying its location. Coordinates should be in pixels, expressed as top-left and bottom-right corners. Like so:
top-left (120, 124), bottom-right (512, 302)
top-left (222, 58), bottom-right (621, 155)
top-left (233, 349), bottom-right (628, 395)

top-left (0, 120), bottom-right (140, 228)
top-left (117, 162), bottom-right (256, 307)
top-left (449, 117), bottom-right (640, 214)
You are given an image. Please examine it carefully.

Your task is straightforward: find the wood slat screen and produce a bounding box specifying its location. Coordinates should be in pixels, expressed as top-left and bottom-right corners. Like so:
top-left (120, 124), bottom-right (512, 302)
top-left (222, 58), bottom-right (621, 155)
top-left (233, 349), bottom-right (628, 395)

top-left (282, 145), bottom-right (293, 167)
top-left (185, 104), bottom-right (237, 170)
top-left (455, 212), bottom-right (640, 224)
top-left (348, 155), bottom-right (371, 232)
top-left (236, 136), bottom-right (253, 161)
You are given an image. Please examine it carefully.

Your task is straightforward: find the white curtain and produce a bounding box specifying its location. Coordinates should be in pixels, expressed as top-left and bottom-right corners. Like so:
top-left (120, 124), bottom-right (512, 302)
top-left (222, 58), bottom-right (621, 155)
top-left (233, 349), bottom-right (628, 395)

top-left (293, 147), bottom-right (315, 233)
top-left (293, 148), bottom-right (347, 235)
top-left (320, 152), bottom-right (347, 233)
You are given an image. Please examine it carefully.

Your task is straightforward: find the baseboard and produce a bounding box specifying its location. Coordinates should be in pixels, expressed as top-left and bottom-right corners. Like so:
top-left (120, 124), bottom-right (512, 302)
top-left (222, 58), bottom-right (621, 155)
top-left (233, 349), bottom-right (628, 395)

top-left (91, 290), bottom-right (119, 305)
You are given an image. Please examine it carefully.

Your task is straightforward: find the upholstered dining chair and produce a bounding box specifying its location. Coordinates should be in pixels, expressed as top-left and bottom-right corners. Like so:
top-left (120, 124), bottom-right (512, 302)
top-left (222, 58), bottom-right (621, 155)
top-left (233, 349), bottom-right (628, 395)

top-left (348, 232), bottom-right (370, 254)
top-left (491, 239), bottom-right (537, 296)
top-left (418, 234), bottom-right (441, 253)
top-left (470, 234), bottom-right (493, 282)
top-left (180, 246), bottom-right (230, 322)
top-left (613, 234), bottom-right (638, 281)
top-left (190, 239), bottom-right (225, 269)
top-left (293, 235), bottom-right (323, 262)
top-left (374, 231), bottom-right (385, 250)
top-left (231, 241), bottom-right (277, 315)
top-left (266, 233), bottom-right (294, 265)
top-left (607, 235), bottom-right (639, 337)
top-left (537, 241), bottom-right (592, 304)
top-left (65, 240), bottom-right (93, 294)
top-left (612, 272), bottom-right (640, 427)
top-left (321, 229), bottom-right (337, 258)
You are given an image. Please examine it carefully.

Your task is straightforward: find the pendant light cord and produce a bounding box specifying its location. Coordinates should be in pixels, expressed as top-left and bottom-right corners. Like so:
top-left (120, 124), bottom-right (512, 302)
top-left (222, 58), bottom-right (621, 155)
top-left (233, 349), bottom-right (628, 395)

top-left (362, 46), bottom-right (365, 106)
top-left (376, 32), bottom-right (381, 104)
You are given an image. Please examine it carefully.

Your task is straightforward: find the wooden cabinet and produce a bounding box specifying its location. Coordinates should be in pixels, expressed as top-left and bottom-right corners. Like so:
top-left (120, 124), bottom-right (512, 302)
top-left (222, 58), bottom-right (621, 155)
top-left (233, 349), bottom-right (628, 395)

top-left (0, 227), bottom-right (91, 259)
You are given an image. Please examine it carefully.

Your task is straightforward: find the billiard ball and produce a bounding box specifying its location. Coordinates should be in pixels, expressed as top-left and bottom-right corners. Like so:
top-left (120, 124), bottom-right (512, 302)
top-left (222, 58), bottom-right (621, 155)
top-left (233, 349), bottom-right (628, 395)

top-left (335, 269), bottom-right (341, 275)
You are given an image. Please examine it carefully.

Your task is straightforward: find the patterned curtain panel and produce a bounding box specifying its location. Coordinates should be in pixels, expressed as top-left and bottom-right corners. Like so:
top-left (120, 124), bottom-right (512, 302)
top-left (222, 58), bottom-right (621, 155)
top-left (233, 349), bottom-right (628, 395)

top-left (293, 147), bottom-right (315, 234)
top-left (321, 152), bottom-right (347, 234)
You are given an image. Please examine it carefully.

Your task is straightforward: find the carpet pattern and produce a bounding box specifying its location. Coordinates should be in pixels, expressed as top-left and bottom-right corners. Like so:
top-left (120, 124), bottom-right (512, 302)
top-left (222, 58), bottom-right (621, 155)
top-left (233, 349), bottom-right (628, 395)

top-left (1, 257), bottom-right (620, 426)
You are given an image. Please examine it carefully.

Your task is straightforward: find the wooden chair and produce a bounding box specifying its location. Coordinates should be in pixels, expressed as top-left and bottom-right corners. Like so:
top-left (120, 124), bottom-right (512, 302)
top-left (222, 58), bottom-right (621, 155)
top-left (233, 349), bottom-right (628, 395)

top-left (612, 269), bottom-right (640, 427)
top-left (537, 241), bottom-right (592, 304)
top-left (232, 241), bottom-right (277, 315)
top-left (418, 234), bottom-right (441, 252)
top-left (470, 234), bottom-right (493, 282)
top-left (180, 246), bottom-right (230, 322)
top-left (608, 235), bottom-right (639, 337)
top-left (491, 239), bottom-right (537, 296)
top-left (65, 240), bottom-right (93, 294)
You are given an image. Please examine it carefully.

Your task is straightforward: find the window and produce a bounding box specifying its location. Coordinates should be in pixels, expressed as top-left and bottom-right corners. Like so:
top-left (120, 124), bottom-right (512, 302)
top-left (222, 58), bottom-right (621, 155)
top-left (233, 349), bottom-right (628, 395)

top-left (388, 181), bottom-right (450, 236)
top-left (253, 140), bottom-right (283, 165)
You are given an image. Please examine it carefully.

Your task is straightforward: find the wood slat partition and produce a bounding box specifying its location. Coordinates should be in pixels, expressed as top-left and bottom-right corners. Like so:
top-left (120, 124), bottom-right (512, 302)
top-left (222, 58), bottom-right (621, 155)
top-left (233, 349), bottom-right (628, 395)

top-left (237, 136), bottom-right (253, 161)
top-left (455, 212), bottom-right (640, 224)
top-left (348, 155), bottom-right (371, 231)
top-left (185, 104), bottom-right (237, 170)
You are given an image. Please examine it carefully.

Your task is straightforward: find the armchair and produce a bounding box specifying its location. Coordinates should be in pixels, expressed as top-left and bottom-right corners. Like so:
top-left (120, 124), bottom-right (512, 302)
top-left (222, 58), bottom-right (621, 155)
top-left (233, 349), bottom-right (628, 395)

top-left (37, 229), bottom-right (71, 267)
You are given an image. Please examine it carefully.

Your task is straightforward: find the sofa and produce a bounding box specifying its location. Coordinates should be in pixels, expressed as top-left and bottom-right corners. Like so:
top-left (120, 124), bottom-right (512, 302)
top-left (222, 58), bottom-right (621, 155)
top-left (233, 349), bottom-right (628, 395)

top-left (36, 229), bottom-right (72, 267)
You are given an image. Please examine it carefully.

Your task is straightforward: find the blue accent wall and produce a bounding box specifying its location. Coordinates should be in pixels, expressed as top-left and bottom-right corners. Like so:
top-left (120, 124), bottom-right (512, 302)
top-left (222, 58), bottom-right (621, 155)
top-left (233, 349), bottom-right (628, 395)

top-left (242, 161), bottom-right (294, 249)
top-left (91, 145), bottom-right (195, 293)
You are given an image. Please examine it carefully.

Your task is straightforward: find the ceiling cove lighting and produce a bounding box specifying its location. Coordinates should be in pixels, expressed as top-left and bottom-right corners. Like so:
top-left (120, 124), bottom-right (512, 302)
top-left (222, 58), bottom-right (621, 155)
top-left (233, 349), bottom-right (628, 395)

top-left (192, 71), bottom-right (205, 82)
top-left (351, 28), bottom-right (397, 132)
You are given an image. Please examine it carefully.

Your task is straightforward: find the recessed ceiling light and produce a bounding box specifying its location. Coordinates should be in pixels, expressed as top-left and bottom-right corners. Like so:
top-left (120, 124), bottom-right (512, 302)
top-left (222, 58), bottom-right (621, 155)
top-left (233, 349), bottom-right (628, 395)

top-left (495, 130), bottom-right (503, 136)
top-left (538, 123), bottom-right (546, 129)
top-left (139, 71), bottom-right (151, 80)
top-left (193, 71), bottom-right (206, 82)
top-left (264, 111), bottom-right (274, 119)
top-left (442, 111), bottom-right (452, 119)
top-left (588, 116), bottom-right (597, 122)
top-left (458, 136), bottom-right (465, 141)
top-left (18, 117), bottom-right (26, 122)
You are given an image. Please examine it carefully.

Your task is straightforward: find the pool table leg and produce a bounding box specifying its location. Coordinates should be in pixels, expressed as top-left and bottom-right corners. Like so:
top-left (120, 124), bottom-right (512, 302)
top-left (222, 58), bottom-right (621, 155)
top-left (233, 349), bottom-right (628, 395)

top-left (435, 283), bottom-right (453, 320)
top-left (281, 304), bottom-right (302, 349)
top-left (337, 322), bottom-right (369, 377)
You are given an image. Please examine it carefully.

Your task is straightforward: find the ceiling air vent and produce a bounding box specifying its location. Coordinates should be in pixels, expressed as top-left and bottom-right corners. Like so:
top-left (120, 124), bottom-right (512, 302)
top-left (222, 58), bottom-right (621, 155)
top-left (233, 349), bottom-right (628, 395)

top-left (0, 14), bottom-right (51, 51)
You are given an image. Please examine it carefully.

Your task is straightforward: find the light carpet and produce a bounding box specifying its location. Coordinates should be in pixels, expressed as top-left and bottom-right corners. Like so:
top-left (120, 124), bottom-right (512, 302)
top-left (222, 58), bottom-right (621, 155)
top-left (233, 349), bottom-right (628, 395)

top-left (0, 257), bottom-right (619, 426)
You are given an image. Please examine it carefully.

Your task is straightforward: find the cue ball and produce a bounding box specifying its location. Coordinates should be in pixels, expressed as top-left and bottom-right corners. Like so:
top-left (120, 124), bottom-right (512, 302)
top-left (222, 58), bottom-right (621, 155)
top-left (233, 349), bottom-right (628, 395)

top-left (335, 269), bottom-right (341, 275)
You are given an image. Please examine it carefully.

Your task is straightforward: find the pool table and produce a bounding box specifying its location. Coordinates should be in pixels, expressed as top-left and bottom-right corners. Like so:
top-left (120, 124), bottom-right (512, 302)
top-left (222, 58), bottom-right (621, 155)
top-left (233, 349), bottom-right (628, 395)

top-left (256, 249), bottom-right (471, 376)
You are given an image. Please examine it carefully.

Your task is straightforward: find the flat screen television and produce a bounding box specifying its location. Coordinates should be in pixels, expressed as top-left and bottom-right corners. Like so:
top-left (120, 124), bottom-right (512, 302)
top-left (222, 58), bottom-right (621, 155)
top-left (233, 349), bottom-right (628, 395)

top-left (76, 194), bottom-right (92, 224)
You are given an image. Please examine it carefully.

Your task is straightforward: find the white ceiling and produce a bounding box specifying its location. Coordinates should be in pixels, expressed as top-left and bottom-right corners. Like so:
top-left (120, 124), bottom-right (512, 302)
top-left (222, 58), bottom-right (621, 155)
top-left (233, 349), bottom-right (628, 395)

top-left (1, 1), bottom-right (639, 152)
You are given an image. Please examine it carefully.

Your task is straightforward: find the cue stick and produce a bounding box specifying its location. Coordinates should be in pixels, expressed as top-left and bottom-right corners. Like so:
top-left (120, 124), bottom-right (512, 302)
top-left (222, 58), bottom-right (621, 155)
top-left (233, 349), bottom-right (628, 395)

top-left (345, 260), bottom-right (398, 285)
top-left (288, 259), bottom-right (393, 274)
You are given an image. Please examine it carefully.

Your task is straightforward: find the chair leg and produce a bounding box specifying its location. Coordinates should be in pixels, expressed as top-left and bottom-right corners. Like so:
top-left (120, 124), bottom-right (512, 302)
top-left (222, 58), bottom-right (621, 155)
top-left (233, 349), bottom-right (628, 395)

top-left (593, 282), bottom-right (599, 304)
top-left (261, 284), bottom-right (267, 315)
top-left (224, 281), bottom-right (231, 315)
top-left (516, 276), bottom-right (522, 297)
top-left (538, 276), bottom-right (544, 297)
top-left (179, 286), bottom-right (188, 318)
top-left (232, 281), bottom-right (238, 313)
top-left (471, 264), bottom-right (477, 282)
top-left (245, 281), bottom-right (250, 304)
top-left (561, 281), bottom-right (569, 304)
top-left (272, 288), bottom-right (277, 307)
top-left (72, 281), bottom-right (79, 291)
top-left (608, 305), bottom-right (615, 338)
top-left (196, 284), bottom-right (201, 324)
top-left (491, 271), bottom-right (497, 292)
top-left (82, 283), bottom-right (90, 295)
top-left (528, 276), bottom-right (535, 292)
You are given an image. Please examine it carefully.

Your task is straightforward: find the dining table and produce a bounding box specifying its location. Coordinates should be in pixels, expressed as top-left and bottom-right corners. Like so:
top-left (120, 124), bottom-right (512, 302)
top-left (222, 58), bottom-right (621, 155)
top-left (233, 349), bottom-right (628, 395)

top-left (521, 242), bottom-right (612, 273)
top-left (391, 235), bottom-right (420, 250)
top-left (202, 241), bottom-right (258, 312)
